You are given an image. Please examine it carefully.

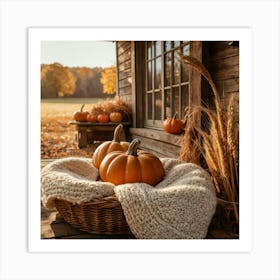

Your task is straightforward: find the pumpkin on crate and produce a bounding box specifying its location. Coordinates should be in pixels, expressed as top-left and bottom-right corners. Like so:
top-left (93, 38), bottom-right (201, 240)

top-left (97, 113), bottom-right (109, 123)
top-left (92, 124), bottom-right (130, 169)
top-left (87, 113), bottom-right (97, 123)
top-left (162, 113), bottom-right (184, 134)
top-left (109, 111), bottom-right (123, 123)
top-left (73, 104), bottom-right (89, 122)
top-left (99, 138), bottom-right (165, 186)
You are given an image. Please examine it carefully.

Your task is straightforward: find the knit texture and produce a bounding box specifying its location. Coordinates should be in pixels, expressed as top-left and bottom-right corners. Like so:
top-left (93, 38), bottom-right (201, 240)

top-left (41, 157), bottom-right (217, 239)
top-left (41, 157), bottom-right (115, 209)
top-left (114, 158), bottom-right (217, 239)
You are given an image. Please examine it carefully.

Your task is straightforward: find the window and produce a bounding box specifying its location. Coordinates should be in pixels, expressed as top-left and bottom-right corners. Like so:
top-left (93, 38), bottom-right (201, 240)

top-left (144, 41), bottom-right (191, 129)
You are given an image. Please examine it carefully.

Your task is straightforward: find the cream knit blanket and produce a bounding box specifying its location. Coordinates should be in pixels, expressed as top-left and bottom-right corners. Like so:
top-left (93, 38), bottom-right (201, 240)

top-left (41, 157), bottom-right (217, 239)
top-left (41, 158), bottom-right (115, 209)
top-left (114, 158), bottom-right (217, 239)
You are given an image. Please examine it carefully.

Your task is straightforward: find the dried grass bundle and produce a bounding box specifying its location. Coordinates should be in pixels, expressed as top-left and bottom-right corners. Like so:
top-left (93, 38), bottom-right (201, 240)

top-left (179, 55), bottom-right (239, 234)
top-left (90, 96), bottom-right (132, 121)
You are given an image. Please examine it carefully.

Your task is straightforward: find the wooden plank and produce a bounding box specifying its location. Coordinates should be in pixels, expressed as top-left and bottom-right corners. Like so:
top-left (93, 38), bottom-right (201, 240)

top-left (133, 41), bottom-right (146, 127)
top-left (211, 65), bottom-right (239, 81)
top-left (118, 78), bottom-right (132, 88)
top-left (118, 68), bottom-right (132, 80)
top-left (210, 54), bottom-right (239, 69)
top-left (118, 60), bottom-right (131, 72)
top-left (118, 51), bottom-right (131, 65)
top-left (189, 41), bottom-right (202, 132)
top-left (129, 128), bottom-right (182, 158)
top-left (133, 135), bottom-right (180, 158)
top-left (130, 128), bottom-right (182, 146)
top-left (117, 41), bottom-right (131, 55)
top-left (209, 42), bottom-right (239, 60)
top-left (68, 121), bottom-right (131, 127)
top-left (119, 85), bottom-right (132, 95)
top-left (215, 78), bottom-right (239, 94)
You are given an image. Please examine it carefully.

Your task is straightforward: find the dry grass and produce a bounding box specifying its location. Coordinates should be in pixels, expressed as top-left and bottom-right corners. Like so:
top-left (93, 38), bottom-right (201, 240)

top-left (90, 96), bottom-right (132, 121)
top-left (41, 102), bottom-right (94, 159)
top-left (179, 55), bottom-right (239, 235)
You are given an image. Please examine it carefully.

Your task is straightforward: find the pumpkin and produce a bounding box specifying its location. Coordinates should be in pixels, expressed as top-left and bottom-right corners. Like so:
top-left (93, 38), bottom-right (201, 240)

top-left (73, 104), bottom-right (89, 122)
top-left (97, 113), bottom-right (109, 123)
top-left (92, 124), bottom-right (129, 169)
top-left (87, 113), bottom-right (97, 123)
top-left (99, 138), bottom-right (165, 186)
top-left (109, 111), bottom-right (123, 123)
top-left (162, 113), bottom-right (183, 134)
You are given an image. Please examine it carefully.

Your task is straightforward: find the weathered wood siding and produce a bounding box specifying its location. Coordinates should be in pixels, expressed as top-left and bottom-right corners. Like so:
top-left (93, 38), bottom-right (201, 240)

top-left (204, 41), bottom-right (239, 109)
top-left (116, 41), bottom-right (133, 106)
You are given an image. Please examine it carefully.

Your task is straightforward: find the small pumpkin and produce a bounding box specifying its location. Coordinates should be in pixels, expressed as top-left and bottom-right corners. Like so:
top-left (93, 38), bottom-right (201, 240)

top-left (87, 113), bottom-right (97, 123)
top-left (97, 113), bottom-right (109, 123)
top-left (99, 138), bottom-right (165, 186)
top-left (162, 113), bottom-right (183, 134)
top-left (109, 111), bottom-right (123, 123)
top-left (73, 104), bottom-right (89, 122)
top-left (92, 124), bottom-right (129, 169)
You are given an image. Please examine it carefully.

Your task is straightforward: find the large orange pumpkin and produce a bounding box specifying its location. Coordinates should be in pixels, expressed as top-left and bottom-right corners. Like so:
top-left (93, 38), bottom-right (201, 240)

top-left (99, 138), bottom-right (165, 186)
top-left (162, 113), bottom-right (183, 134)
top-left (73, 104), bottom-right (89, 122)
top-left (92, 124), bottom-right (129, 169)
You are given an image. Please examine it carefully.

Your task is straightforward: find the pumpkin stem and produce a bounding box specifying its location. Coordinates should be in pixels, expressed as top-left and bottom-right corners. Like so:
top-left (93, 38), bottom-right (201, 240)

top-left (113, 124), bottom-right (123, 142)
top-left (80, 104), bottom-right (85, 112)
top-left (127, 138), bottom-right (140, 156)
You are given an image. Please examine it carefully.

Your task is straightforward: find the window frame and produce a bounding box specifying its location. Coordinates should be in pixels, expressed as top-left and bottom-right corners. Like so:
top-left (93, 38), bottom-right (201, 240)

top-left (144, 41), bottom-right (192, 129)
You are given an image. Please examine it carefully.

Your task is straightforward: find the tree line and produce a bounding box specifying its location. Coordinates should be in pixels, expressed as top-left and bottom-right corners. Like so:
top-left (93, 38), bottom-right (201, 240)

top-left (41, 63), bottom-right (116, 99)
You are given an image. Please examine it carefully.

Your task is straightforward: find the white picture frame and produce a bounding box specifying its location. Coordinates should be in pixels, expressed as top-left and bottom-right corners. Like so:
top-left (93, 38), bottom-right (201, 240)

top-left (1, 1), bottom-right (279, 279)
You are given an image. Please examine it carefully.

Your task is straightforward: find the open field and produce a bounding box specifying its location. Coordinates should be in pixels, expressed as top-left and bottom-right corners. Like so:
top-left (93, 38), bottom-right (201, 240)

top-left (41, 98), bottom-right (101, 159)
top-left (41, 97), bottom-right (104, 104)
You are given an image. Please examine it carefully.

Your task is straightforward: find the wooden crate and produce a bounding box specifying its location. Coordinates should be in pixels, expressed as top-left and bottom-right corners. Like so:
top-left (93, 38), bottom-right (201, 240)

top-left (69, 121), bottom-right (131, 148)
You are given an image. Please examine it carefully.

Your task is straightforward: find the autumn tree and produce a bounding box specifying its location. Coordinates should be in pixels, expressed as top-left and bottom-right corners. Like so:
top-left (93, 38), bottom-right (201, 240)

top-left (100, 66), bottom-right (116, 95)
top-left (41, 63), bottom-right (77, 98)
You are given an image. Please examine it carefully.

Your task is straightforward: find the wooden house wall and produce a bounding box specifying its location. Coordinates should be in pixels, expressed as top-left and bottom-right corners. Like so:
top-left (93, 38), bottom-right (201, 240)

top-left (203, 41), bottom-right (239, 109)
top-left (116, 41), bottom-right (133, 107)
top-left (116, 41), bottom-right (239, 159)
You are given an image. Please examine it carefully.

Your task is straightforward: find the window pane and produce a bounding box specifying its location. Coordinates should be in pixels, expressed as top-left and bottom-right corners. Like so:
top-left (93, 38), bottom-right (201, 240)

top-left (173, 50), bottom-right (180, 84)
top-left (147, 61), bottom-right (153, 90)
top-left (181, 84), bottom-right (189, 117)
top-left (173, 87), bottom-right (179, 116)
top-left (181, 62), bottom-right (189, 82)
top-left (147, 41), bottom-right (152, 60)
top-left (165, 41), bottom-right (172, 52)
top-left (155, 41), bottom-right (161, 57)
top-left (182, 44), bottom-right (190, 55)
top-left (174, 41), bottom-right (180, 48)
top-left (164, 53), bottom-right (171, 86)
top-left (155, 92), bottom-right (162, 120)
top-left (165, 89), bottom-right (171, 117)
top-left (155, 57), bottom-right (161, 89)
top-left (147, 92), bottom-right (153, 119)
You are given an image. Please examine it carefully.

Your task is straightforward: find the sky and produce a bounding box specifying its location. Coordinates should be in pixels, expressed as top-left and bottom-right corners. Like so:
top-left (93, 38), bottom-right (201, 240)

top-left (41, 41), bottom-right (116, 68)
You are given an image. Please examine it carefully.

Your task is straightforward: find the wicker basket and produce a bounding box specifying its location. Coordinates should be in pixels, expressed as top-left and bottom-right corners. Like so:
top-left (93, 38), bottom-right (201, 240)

top-left (54, 194), bottom-right (132, 235)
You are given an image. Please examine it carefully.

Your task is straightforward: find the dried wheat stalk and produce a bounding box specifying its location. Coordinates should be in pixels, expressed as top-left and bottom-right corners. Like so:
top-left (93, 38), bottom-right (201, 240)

top-left (179, 54), bottom-right (239, 225)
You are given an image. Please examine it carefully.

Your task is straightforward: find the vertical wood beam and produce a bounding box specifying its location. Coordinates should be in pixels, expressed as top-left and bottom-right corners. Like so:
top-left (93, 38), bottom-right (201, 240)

top-left (131, 41), bottom-right (145, 128)
top-left (189, 41), bottom-right (202, 126)
top-left (115, 41), bottom-right (119, 96)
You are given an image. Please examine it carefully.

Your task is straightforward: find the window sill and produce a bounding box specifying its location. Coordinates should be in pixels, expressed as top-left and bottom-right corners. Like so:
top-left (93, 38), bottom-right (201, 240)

top-left (129, 127), bottom-right (182, 147)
